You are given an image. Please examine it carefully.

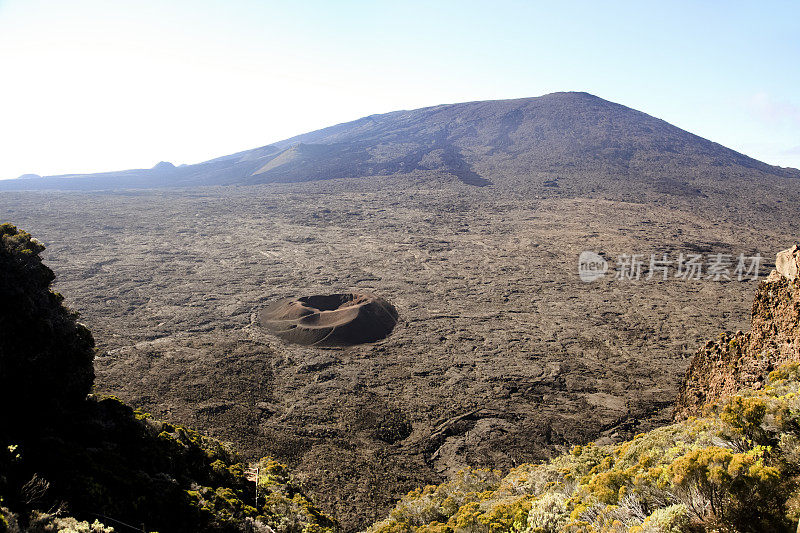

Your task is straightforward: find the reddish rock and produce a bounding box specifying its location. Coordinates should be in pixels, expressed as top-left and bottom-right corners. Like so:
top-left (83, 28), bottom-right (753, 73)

top-left (675, 273), bottom-right (800, 419)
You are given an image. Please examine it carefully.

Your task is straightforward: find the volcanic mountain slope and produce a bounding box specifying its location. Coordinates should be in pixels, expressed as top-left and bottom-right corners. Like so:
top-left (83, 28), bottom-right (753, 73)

top-left (3, 92), bottom-right (798, 190)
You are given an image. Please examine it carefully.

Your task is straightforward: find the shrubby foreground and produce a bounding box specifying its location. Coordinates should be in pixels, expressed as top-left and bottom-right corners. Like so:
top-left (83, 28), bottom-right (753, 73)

top-left (368, 361), bottom-right (800, 532)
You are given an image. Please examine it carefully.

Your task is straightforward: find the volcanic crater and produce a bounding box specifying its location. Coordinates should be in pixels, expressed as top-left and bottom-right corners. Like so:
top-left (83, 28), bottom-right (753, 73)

top-left (258, 292), bottom-right (399, 346)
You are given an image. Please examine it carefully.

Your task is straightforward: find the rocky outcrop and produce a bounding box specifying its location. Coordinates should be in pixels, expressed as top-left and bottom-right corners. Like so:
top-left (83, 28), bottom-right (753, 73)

top-left (767, 244), bottom-right (800, 282)
top-left (675, 246), bottom-right (800, 419)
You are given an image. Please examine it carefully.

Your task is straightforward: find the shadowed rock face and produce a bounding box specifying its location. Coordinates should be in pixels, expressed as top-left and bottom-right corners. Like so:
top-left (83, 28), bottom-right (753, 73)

top-left (0, 223), bottom-right (95, 416)
top-left (258, 293), bottom-right (398, 346)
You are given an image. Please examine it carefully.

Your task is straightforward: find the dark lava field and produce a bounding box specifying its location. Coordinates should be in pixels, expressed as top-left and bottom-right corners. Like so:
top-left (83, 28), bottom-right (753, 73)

top-left (3, 168), bottom-right (799, 529)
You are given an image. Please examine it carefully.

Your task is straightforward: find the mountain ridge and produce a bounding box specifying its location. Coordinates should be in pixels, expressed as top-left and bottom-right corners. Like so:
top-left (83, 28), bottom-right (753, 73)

top-left (4, 92), bottom-right (798, 191)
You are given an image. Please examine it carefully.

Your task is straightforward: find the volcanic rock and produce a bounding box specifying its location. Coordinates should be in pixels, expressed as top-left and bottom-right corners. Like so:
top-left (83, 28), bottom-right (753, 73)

top-left (675, 246), bottom-right (800, 419)
top-left (767, 244), bottom-right (800, 282)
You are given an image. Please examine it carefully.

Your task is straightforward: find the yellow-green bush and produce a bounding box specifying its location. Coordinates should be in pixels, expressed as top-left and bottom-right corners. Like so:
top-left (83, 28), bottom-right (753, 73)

top-left (368, 362), bottom-right (800, 533)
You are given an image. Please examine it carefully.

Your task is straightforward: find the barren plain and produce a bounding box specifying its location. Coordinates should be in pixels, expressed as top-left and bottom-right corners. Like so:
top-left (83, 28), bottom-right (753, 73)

top-left (2, 170), bottom-right (799, 529)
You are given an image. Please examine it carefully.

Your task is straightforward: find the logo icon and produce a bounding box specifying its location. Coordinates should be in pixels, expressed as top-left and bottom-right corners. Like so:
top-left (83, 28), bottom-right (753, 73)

top-left (578, 251), bottom-right (608, 282)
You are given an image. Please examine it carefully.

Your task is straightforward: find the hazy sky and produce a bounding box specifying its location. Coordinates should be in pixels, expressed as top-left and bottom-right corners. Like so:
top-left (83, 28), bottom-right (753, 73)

top-left (1, 0), bottom-right (798, 178)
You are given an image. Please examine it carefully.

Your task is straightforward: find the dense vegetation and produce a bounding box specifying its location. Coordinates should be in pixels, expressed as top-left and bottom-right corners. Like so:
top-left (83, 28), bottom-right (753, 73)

top-left (0, 395), bottom-right (336, 532)
top-left (0, 223), bottom-right (334, 533)
top-left (367, 362), bottom-right (800, 532)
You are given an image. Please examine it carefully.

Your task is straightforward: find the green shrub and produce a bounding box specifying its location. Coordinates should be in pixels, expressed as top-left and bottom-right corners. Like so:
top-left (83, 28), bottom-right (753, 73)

top-left (368, 362), bottom-right (800, 533)
top-left (526, 492), bottom-right (568, 533)
top-left (634, 504), bottom-right (689, 533)
top-left (27, 513), bottom-right (115, 532)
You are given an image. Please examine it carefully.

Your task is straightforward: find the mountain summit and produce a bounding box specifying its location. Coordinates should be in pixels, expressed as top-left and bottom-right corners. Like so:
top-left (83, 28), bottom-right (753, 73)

top-left (4, 92), bottom-right (798, 191)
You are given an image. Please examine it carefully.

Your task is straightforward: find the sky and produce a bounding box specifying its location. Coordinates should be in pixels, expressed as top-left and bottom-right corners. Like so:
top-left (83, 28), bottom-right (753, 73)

top-left (0, 0), bottom-right (798, 179)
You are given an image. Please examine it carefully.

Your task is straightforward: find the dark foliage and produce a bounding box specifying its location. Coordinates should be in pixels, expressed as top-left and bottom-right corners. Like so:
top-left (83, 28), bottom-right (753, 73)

top-left (0, 223), bottom-right (95, 419)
